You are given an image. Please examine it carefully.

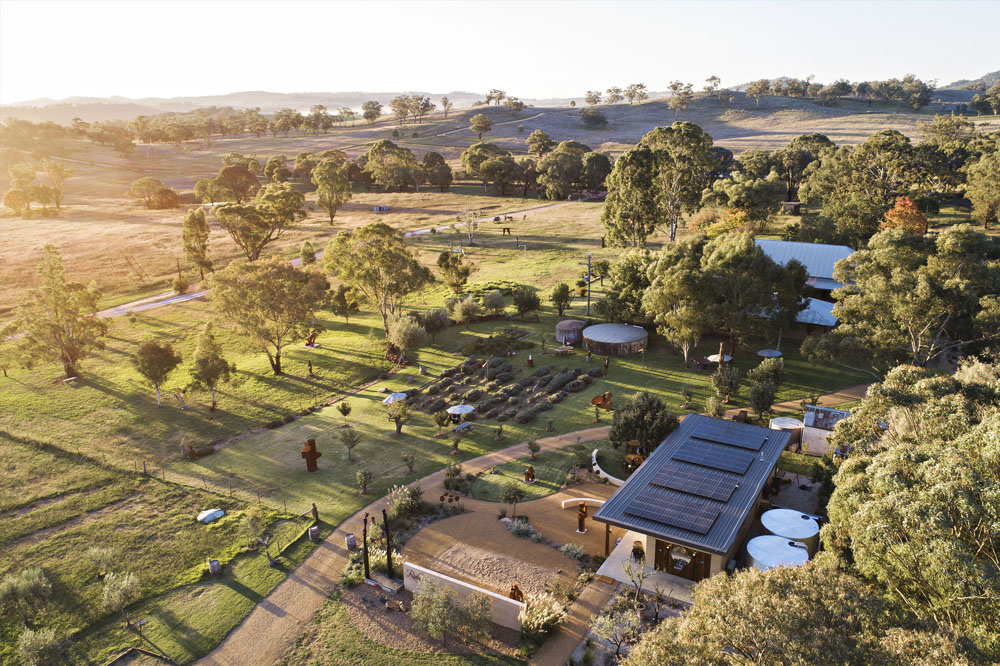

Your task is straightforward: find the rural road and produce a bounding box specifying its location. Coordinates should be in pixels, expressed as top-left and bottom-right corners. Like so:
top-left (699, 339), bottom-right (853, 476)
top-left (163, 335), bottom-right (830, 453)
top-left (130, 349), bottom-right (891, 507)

top-left (88, 199), bottom-right (578, 320)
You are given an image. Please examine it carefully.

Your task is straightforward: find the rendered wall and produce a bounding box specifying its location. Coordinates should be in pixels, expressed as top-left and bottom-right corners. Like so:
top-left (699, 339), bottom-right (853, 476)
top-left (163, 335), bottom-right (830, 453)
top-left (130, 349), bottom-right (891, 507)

top-left (402, 562), bottom-right (525, 630)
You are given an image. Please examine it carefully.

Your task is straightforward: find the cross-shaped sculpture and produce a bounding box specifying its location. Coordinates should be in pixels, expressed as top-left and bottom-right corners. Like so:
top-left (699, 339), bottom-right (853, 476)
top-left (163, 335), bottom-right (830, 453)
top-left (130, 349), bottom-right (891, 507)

top-left (301, 438), bottom-right (322, 472)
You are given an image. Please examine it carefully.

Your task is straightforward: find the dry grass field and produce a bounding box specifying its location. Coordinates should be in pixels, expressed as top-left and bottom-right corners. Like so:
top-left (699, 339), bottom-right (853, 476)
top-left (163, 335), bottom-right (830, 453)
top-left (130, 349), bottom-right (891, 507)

top-left (3, 93), bottom-right (997, 314)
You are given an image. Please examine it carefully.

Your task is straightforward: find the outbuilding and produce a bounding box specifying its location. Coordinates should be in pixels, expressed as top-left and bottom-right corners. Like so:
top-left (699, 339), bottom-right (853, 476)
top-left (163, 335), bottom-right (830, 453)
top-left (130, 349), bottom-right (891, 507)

top-left (582, 323), bottom-right (648, 356)
top-left (555, 319), bottom-right (587, 345)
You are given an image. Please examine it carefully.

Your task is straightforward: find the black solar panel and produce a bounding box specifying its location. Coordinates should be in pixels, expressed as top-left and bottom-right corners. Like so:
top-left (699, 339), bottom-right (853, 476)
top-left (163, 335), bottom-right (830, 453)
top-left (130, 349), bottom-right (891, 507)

top-left (673, 440), bottom-right (754, 474)
top-left (625, 487), bottom-right (721, 534)
top-left (692, 420), bottom-right (767, 450)
top-left (651, 462), bottom-right (740, 502)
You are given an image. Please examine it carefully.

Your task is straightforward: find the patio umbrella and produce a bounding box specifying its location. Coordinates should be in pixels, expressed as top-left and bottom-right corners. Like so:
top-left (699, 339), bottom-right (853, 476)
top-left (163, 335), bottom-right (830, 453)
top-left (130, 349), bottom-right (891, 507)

top-left (446, 404), bottom-right (475, 415)
top-left (757, 349), bottom-right (782, 358)
top-left (707, 354), bottom-right (733, 363)
top-left (382, 392), bottom-right (408, 405)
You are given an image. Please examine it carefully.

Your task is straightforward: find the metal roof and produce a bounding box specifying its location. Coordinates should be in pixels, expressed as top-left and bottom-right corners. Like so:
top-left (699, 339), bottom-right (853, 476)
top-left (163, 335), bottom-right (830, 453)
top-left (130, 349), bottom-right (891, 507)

top-left (582, 323), bottom-right (648, 344)
top-left (797, 298), bottom-right (837, 327)
top-left (755, 240), bottom-right (854, 287)
top-left (593, 415), bottom-right (789, 556)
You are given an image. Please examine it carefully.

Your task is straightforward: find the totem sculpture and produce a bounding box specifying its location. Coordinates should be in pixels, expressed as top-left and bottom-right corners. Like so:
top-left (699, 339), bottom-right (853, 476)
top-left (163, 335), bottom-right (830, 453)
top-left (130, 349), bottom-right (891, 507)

top-left (301, 438), bottom-right (322, 472)
top-left (577, 504), bottom-right (588, 533)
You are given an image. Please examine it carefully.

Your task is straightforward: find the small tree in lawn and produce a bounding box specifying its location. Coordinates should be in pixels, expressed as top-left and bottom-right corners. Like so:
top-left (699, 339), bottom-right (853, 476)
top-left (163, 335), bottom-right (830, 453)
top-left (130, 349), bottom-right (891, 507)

top-left (401, 453), bottom-right (415, 474)
top-left (422, 309), bottom-right (451, 341)
top-left (454, 295), bottom-right (482, 328)
top-left (387, 313), bottom-right (427, 354)
top-left (465, 592), bottom-right (493, 643)
top-left (356, 469), bottom-right (373, 494)
top-left (526, 439), bottom-right (540, 460)
top-left (513, 286), bottom-right (540, 319)
top-left (549, 283), bottom-right (572, 316)
top-left (434, 409), bottom-right (451, 433)
top-left (387, 401), bottom-right (410, 434)
top-left (469, 113), bottom-right (493, 140)
top-left (190, 323), bottom-right (234, 416)
top-left (0, 568), bottom-right (52, 624)
top-left (482, 290), bottom-right (506, 316)
top-left (336, 400), bottom-right (352, 425)
top-left (705, 395), bottom-right (726, 418)
top-left (749, 380), bottom-right (777, 420)
top-left (102, 571), bottom-right (141, 626)
top-left (500, 479), bottom-right (526, 518)
top-left (590, 596), bottom-right (642, 658)
top-left (299, 240), bottom-right (316, 265)
top-left (711, 366), bottom-right (741, 404)
top-left (339, 427), bottom-right (361, 461)
top-left (86, 546), bottom-right (116, 580)
top-left (17, 627), bottom-right (68, 666)
top-left (133, 339), bottom-right (181, 407)
top-left (329, 284), bottom-right (360, 324)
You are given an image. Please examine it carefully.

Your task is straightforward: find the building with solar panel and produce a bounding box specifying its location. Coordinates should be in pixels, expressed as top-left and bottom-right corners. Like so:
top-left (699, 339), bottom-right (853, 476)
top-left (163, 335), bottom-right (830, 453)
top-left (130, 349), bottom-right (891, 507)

top-left (592, 414), bottom-right (791, 585)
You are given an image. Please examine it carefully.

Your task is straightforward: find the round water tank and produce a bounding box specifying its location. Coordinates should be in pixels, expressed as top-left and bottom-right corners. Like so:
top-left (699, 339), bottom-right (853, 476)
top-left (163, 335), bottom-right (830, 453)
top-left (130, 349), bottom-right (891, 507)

top-left (768, 417), bottom-right (804, 446)
top-left (747, 535), bottom-right (809, 571)
top-left (761, 508), bottom-right (820, 554)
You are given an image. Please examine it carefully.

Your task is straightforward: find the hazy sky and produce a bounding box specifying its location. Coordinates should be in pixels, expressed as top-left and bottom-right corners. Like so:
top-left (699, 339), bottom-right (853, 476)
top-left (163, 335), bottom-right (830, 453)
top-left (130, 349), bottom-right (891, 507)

top-left (1, 0), bottom-right (998, 104)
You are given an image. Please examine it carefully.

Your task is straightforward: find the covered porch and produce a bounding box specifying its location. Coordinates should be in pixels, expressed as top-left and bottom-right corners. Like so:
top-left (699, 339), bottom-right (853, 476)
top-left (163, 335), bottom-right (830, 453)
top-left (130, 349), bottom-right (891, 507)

top-left (595, 529), bottom-right (695, 604)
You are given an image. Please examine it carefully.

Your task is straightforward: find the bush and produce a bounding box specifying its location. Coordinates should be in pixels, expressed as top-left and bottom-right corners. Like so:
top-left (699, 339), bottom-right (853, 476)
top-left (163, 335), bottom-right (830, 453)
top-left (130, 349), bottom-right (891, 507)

top-left (559, 543), bottom-right (588, 565)
top-left (705, 395), bottom-right (726, 418)
top-left (172, 274), bottom-right (189, 295)
top-left (546, 370), bottom-right (577, 391)
top-left (536, 401), bottom-right (553, 412)
top-left (487, 407), bottom-right (502, 419)
top-left (547, 392), bottom-right (564, 404)
top-left (464, 388), bottom-right (485, 402)
top-left (712, 366), bottom-right (742, 403)
top-left (150, 186), bottom-right (180, 209)
top-left (519, 592), bottom-right (566, 641)
top-left (747, 357), bottom-right (784, 387)
top-left (586, 368), bottom-right (604, 378)
top-left (506, 516), bottom-right (544, 541)
top-left (283, 413), bottom-right (296, 424)
top-left (427, 384), bottom-right (441, 395)
top-left (565, 379), bottom-right (587, 393)
top-left (482, 289), bottom-right (506, 315)
top-left (487, 356), bottom-right (506, 369)
top-left (266, 419), bottom-right (283, 429)
top-left (495, 371), bottom-right (515, 383)
top-left (387, 484), bottom-right (423, 521)
top-left (514, 407), bottom-right (539, 423)
top-left (749, 380), bottom-right (777, 418)
top-left (424, 398), bottom-right (446, 414)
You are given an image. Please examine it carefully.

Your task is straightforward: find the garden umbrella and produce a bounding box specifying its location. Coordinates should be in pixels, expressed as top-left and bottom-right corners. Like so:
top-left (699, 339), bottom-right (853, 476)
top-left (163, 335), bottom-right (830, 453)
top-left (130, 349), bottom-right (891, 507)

top-left (383, 392), bottom-right (408, 405)
top-left (757, 349), bottom-right (782, 358)
top-left (707, 354), bottom-right (733, 363)
top-left (446, 404), bottom-right (475, 415)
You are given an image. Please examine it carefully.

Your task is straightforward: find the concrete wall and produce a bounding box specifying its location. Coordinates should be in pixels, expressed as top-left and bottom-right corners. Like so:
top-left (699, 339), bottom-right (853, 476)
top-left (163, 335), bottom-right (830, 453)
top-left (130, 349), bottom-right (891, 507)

top-left (592, 448), bottom-right (625, 486)
top-left (402, 562), bottom-right (525, 630)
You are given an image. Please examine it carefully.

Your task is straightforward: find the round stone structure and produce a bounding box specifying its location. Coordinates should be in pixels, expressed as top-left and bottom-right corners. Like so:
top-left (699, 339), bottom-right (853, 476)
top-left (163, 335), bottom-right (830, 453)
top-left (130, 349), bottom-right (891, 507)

top-left (581, 323), bottom-right (648, 356)
top-left (555, 319), bottom-right (587, 344)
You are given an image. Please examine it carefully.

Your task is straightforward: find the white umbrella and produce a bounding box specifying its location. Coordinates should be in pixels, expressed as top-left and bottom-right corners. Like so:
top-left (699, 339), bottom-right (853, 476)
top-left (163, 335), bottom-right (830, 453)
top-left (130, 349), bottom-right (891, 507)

top-left (382, 392), bottom-right (408, 405)
top-left (757, 349), bottom-right (783, 358)
top-left (707, 353), bottom-right (733, 363)
top-left (446, 404), bottom-right (475, 415)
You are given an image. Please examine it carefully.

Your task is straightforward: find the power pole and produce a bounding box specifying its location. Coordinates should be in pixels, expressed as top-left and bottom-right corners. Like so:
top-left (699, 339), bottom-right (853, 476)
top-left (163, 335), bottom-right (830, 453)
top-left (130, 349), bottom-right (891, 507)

top-left (578, 252), bottom-right (593, 316)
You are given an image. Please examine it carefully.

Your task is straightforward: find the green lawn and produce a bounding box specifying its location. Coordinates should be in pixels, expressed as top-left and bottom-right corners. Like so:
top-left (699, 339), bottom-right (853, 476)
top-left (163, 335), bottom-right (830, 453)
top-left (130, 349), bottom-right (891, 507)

top-left (595, 442), bottom-right (628, 481)
top-left (0, 430), bottom-right (316, 666)
top-left (278, 589), bottom-right (522, 666)
top-left (470, 444), bottom-right (583, 503)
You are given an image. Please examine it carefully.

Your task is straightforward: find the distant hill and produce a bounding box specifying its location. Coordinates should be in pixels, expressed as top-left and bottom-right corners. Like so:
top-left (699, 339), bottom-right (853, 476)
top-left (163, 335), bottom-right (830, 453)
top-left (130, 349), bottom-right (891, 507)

top-left (0, 89), bottom-right (606, 124)
top-left (944, 70), bottom-right (1000, 91)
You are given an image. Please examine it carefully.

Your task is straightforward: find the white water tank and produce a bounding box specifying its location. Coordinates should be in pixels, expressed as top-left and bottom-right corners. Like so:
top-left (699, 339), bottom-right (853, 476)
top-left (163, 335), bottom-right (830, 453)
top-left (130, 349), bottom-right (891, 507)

top-left (747, 535), bottom-right (809, 571)
top-left (761, 508), bottom-right (820, 554)
top-left (768, 417), bottom-right (804, 446)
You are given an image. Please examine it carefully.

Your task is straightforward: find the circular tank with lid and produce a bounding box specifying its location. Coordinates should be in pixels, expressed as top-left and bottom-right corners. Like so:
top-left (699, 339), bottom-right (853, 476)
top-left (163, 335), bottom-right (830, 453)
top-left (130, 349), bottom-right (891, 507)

top-left (761, 508), bottom-right (820, 554)
top-left (768, 416), bottom-right (804, 446)
top-left (746, 535), bottom-right (809, 571)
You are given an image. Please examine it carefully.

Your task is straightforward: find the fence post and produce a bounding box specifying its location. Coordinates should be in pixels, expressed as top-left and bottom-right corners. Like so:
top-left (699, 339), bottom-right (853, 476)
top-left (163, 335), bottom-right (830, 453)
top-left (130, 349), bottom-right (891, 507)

top-left (257, 490), bottom-right (261, 505)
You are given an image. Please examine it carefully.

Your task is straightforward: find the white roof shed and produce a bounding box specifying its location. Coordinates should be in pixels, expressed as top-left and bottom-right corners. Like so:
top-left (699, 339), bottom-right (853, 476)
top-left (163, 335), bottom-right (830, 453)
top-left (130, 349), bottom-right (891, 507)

top-left (755, 240), bottom-right (854, 290)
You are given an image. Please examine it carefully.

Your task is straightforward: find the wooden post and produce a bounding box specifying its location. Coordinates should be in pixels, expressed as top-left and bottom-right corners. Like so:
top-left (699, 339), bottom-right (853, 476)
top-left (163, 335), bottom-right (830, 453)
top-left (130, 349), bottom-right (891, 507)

top-left (257, 490), bottom-right (261, 505)
top-left (362, 513), bottom-right (371, 580)
top-left (605, 522), bottom-right (611, 557)
top-left (142, 461), bottom-right (147, 476)
top-left (382, 509), bottom-right (394, 579)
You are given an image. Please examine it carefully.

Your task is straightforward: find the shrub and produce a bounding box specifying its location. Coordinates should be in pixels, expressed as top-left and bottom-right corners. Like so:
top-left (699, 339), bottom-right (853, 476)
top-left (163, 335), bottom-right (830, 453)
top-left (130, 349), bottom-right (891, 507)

top-left (427, 384), bottom-right (441, 395)
top-left (586, 368), bottom-right (603, 378)
top-left (559, 543), bottom-right (588, 565)
top-left (150, 186), bottom-right (180, 209)
top-left (609, 392), bottom-right (679, 451)
top-left (749, 380), bottom-right (777, 418)
top-left (482, 290), bottom-right (506, 315)
top-left (424, 398), bottom-right (446, 414)
top-left (514, 407), bottom-right (539, 423)
top-left (546, 370), bottom-right (577, 391)
top-left (565, 379), bottom-right (586, 393)
top-left (17, 627), bottom-right (68, 666)
top-left (283, 413), bottom-right (296, 424)
top-left (266, 419), bottom-right (283, 429)
top-left (172, 274), bottom-right (189, 295)
top-left (547, 393), bottom-right (564, 404)
top-left (519, 592), bottom-right (566, 641)
top-left (464, 388), bottom-right (485, 402)
top-left (518, 377), bottom-right (534, 388)
top-left (487, 355), bottom-right (506, 369)
top-left (495, 371), bottom-right (515, 383)
top-left (506, 516), bottom-right (544, 541)
top-left (747, 357), bottom-right (784, 387)
top-left (705, 395), bottom-right (726, 418)
top-left (387, 484), bottom-right (423, 520)
top-left (536, 402), bottom-right (553, 412)
top-left (712, 366), bottom-right (742, 403)
top-left (487, 407), bottom-right (502, 418)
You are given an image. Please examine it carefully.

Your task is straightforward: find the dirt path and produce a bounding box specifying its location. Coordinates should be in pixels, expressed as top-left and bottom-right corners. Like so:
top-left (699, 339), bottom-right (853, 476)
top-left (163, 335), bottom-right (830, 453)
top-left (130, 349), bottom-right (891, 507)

top-left (195, 426), bottom-right (609, 666)
top-left (723, 383), bottom-right (869, 419)
top-left (438, 111), bottom-right (548, 136)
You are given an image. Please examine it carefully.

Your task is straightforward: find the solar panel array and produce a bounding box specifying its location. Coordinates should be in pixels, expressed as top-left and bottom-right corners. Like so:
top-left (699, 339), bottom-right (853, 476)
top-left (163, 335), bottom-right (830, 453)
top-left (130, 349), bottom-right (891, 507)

top-left (625, 487), bottom-right (721, 535)
top-left (691, 421), bottom-right (766, 450)
top-left (651, 462), bottom-right (739, 502)
top-left (673, 440), bottom-right (754, 474)
top-left (618, 417), bottom-right (779, 538)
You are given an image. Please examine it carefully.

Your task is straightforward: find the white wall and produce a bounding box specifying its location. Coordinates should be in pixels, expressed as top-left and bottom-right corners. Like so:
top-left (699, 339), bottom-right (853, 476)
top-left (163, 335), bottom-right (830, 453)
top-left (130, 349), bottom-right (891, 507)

top-left (402, 562), bottom-right (525, 630)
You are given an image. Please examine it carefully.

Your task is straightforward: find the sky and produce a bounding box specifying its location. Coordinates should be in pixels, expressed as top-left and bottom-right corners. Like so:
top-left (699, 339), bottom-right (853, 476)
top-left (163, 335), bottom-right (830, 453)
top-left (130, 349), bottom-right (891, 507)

top-left (1, 0), bottom-right (998, 104)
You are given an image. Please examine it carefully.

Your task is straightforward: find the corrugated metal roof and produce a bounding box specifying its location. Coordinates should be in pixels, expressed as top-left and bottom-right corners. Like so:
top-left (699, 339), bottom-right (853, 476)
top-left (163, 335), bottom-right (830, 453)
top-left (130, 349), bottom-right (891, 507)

top-left (582, 323), bottom-right (648, 344)
top-left (797, 298), bottom-right (837, 327)
top-left (756, 240), bottom-right (854, 283)
top-left (593, 415), bottom-right (789, 556)
top-left (807, 277), bottom-right (842, 291)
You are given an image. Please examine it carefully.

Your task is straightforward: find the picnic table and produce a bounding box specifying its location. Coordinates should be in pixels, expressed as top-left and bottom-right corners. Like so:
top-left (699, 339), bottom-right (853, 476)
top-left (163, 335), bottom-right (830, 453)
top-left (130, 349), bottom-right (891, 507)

top-left (451, 422), bottom-right (474, 435)
top-left (554, 345), bottom-right (573, 356)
